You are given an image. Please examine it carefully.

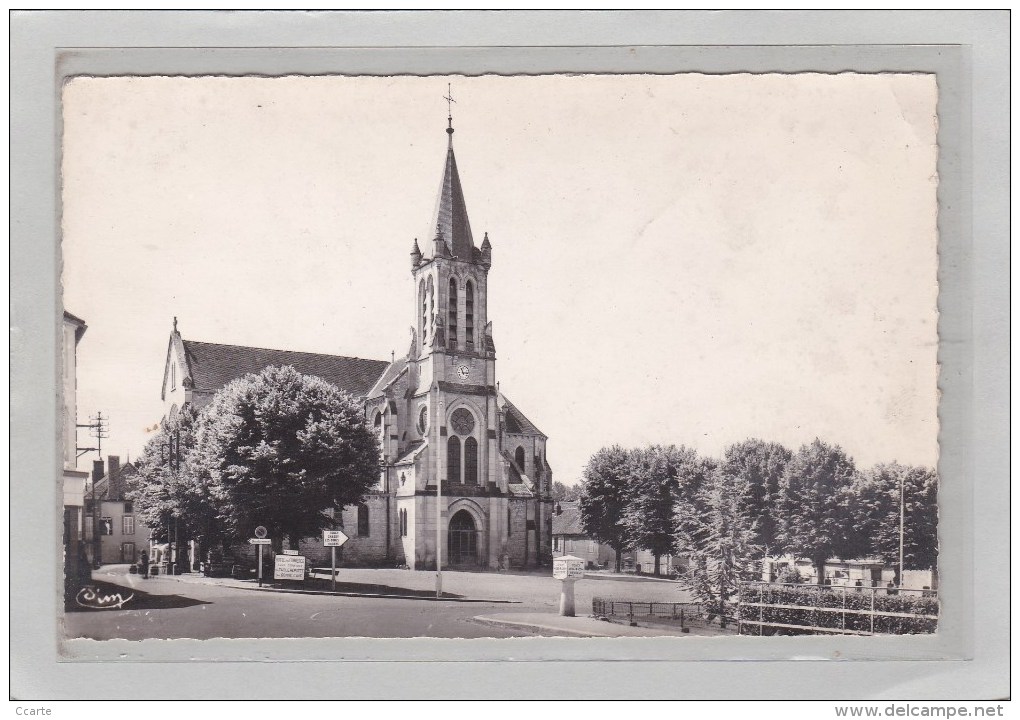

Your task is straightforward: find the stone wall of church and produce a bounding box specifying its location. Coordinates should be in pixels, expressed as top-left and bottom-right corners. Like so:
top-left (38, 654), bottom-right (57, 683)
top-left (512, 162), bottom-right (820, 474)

top-left (506, 498), bottom-right (531, 568)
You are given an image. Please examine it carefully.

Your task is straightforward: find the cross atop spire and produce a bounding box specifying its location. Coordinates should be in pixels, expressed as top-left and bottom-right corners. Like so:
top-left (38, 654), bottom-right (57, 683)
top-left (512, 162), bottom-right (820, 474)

top-left (443, 83), bottom-right (456, 137)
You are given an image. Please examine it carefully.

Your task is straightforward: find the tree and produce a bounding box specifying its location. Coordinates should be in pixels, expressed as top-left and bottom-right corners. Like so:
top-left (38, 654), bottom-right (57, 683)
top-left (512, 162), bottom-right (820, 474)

top-left (721, 439), bottom-right (792, 555)
top-left (129, 405), bottom-right (220, 550)
top-left (676, 468), bottom-right (762, 627)
top-left (855, 463), bottom-right (938, 581)
top-left (191, 365), bottom-right (380, 552)
top-left (776, 439), bottom-right (865, 585)
top-left (623, 445), bottom-right (699, 576)
top-left (578, 446), bottom-right (634, 572)
top-left (551, 481), bottom-right (581, 502)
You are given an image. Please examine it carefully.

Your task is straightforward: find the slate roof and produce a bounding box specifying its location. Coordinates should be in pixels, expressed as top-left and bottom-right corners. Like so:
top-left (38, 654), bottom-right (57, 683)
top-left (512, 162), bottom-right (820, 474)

top-left (551, 501), bottom-right (584, 536)
top-left (181, 340), bottom-right (389, 399)
top-left (367, 356), bottom-right (408, 400)
top-left (499, 393), bottom-right (546, 437)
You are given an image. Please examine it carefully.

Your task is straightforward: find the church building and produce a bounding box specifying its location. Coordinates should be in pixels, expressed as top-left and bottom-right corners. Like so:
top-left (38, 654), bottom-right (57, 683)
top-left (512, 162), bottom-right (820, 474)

top-left (160, 116), bottom-right (553, 571)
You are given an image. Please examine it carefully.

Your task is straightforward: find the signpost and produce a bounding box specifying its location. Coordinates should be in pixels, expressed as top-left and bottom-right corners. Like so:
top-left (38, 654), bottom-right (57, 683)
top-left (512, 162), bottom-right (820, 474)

top-left (322, 529), bottom-right (350, 592)
top-left (273, 554), bottom-right (306, 581)
top-left (252, 526), bottom-right (268, 586)
top-left (552, 555), bottom-right (586, 617)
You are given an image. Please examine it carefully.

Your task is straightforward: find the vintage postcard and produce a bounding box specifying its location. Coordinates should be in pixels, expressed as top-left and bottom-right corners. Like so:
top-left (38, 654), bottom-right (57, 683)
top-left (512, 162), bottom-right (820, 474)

top-left (59, 73), bottom-right (939, 643)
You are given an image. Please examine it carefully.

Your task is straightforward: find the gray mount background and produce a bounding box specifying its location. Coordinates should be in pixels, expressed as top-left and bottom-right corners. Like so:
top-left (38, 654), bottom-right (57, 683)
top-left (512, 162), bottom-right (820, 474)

top-left (11, 10), bottom-right (1008, 700)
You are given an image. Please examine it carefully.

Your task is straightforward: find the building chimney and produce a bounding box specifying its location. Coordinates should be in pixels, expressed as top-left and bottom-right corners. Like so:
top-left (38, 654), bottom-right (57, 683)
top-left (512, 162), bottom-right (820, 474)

top-left (108, 455), bottom-right (122, 500)
top-left (92, 459), bottom-right (105, 486)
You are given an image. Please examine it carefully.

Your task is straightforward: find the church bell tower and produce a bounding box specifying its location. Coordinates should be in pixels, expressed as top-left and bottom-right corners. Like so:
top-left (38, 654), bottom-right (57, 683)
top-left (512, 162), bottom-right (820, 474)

top-left (407, 112), bottom-right (499, 492)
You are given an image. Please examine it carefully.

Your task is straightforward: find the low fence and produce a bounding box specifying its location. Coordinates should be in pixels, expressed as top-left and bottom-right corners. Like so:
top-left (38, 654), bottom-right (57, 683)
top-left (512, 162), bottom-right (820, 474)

top-left (737, 581), bottom-right (939, 636)
top-left (592, 598), bottom-right (706, 630)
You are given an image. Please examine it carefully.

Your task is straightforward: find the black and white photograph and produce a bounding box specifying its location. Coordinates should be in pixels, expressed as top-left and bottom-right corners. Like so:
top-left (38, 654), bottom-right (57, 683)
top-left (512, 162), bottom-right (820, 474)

top-left (57, 72), bottom-right (944, 644)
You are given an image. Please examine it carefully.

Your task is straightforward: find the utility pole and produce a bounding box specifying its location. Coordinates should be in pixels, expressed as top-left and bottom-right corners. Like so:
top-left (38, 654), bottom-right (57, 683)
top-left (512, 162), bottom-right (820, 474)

top-left (77, 412), bottom-right (108, 568)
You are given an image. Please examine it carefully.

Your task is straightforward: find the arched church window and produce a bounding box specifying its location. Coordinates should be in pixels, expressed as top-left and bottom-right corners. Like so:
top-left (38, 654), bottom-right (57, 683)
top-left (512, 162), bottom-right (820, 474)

top-left (357, 503), bottom-right (370, 537)
top-left (420, 279), bottom-right (428, 347)
top-left (399, 509), bottom-right (407, 537)
top-left (447, 436), bottom-right (461, 483)
top-left (427, 276), bottom-right (435, 344)
top-left (417, 405), bottom-right (429, 435)
top-left (515, 446), bottom-right (526, 473)
top-left (465, 280), bottom-right (475, 349)
top-left (448, 278), bottom-right (458, 349)
top-left (464, 437), bottom-right (478, 485)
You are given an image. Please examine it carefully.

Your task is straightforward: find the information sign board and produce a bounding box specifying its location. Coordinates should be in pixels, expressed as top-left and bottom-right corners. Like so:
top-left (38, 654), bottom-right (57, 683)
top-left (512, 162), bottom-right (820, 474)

top-left (249, 538), bottom-right (272, 545)
top-left (273, 554), bottom-right (306, 580)
top-left (553, 555), bottom-right (585, 580)
top-left (322, 529), bottom-right (350, 547)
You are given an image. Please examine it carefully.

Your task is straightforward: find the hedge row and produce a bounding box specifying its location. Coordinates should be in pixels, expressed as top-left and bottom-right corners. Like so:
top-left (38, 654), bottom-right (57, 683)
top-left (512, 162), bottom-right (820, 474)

top-left (738, 584), bottom-right (938, 635)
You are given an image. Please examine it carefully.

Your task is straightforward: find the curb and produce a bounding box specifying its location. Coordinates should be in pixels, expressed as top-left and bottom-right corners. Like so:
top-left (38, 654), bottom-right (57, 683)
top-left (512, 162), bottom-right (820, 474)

top-left (471, 616), bottom-right (629, 638)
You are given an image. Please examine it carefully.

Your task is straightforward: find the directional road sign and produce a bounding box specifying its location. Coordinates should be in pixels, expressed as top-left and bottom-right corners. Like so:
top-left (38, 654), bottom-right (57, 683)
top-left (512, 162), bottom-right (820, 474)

top-left (323, 529), bottom-right (350, 547)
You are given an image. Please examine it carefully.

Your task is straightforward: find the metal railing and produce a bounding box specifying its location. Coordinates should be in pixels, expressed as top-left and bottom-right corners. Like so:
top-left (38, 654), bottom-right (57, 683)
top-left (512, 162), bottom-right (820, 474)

top-left (592, 598), bottom-right (705, 629)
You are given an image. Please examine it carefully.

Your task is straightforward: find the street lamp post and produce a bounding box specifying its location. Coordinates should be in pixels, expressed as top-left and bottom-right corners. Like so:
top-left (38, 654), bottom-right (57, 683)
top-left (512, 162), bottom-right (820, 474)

top-left (898, 471), bottom-right (905, 587)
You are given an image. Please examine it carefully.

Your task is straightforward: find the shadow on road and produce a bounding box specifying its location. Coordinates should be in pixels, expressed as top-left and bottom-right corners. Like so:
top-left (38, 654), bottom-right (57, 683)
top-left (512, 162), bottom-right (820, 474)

top-left (65, 580), bottom-right (212, 612)
top-left (301, 577), bottom-right (464, 598)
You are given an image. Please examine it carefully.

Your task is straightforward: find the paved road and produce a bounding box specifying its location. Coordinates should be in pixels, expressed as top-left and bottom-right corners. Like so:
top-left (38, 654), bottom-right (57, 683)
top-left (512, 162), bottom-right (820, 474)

top-left (63, 568), bottom-right (529, 639)
top-left (63, 566), bottom-right (693, 640)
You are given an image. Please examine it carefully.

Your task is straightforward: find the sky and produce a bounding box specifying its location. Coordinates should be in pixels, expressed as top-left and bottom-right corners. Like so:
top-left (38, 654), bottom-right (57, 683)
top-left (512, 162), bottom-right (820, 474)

top-left (62, 74), bottom-right (939, 483)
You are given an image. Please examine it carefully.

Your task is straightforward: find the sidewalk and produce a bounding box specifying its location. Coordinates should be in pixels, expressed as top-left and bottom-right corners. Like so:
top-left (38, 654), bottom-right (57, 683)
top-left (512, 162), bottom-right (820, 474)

top-left (473, 612), bottom-right (697, 638)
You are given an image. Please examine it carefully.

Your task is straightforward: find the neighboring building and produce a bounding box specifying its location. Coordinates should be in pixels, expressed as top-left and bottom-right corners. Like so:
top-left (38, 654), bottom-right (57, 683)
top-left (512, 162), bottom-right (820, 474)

top-left (62, 311), bottom-right (90, 597)
top-left (623, 548), bottom-right (682, 576)
top-left (159, 117), bottom-right (553, 571)
top-left (85, 455), bottom-right (152, 565)
top-left (551, 501), bottom-right (615, 570)
top-left (763, 555), bottom-right (887, 587)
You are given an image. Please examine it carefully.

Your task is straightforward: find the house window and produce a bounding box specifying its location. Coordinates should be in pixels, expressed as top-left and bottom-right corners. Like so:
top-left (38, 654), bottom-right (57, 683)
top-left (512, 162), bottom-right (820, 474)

top-left (465, 280), bottom-right (474, 348)
top-left (122, 516), bottom-right (135, 535)
top-left (448, 278), bottom-right (458, 349)
top-left (447, 436), bottom-right (461, 483)
top-left (464, 437), bottom-right (478, 485)
top-left (123, 501), bottom-right (133, 514)
top-left (100, 517), bottom-right (113, 535)
top-left (357, 503), bottom-right (370, 537)
top-left (554, 536), bottom-right (560, 552)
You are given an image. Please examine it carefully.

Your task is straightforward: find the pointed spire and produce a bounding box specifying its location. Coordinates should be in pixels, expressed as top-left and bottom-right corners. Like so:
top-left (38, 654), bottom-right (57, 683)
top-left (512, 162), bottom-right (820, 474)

top-left (410, 238), bottom-right (422, 267)
top-left (480, 231), bottom-right (492, 267)
top-left (431, 103), bottom-right (475, 261)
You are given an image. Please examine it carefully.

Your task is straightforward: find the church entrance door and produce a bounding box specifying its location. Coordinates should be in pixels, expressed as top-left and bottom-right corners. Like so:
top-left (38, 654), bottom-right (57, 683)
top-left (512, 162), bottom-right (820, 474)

top-left (448, 510), bottom-right (478, 566)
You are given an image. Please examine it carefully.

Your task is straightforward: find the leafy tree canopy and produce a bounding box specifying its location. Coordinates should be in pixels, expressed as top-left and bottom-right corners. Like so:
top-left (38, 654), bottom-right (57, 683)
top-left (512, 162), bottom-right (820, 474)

top-left (623, 445), bottom-right (699, 574)
top-left (578, 445), bottom-right (634, 571)
top-left (128, 405), bottom-right (218, 543)
top-left (551, 481), bottom-right (581, 502)
top-left (776, 438), bottom-right (865, 584)
top-left (191, 365), bottom-right (380, 550)
top-left (677, 468), bottom-right (762, 625)
top-left (721, 439), bottom-right (792, 553)
top-left (854, 463), bottom-right (938, 572)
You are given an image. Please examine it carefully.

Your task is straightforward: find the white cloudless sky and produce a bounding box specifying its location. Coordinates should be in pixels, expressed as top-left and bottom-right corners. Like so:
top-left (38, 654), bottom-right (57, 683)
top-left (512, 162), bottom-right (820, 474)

top-left (62, 74), bottom-right (939, 483)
